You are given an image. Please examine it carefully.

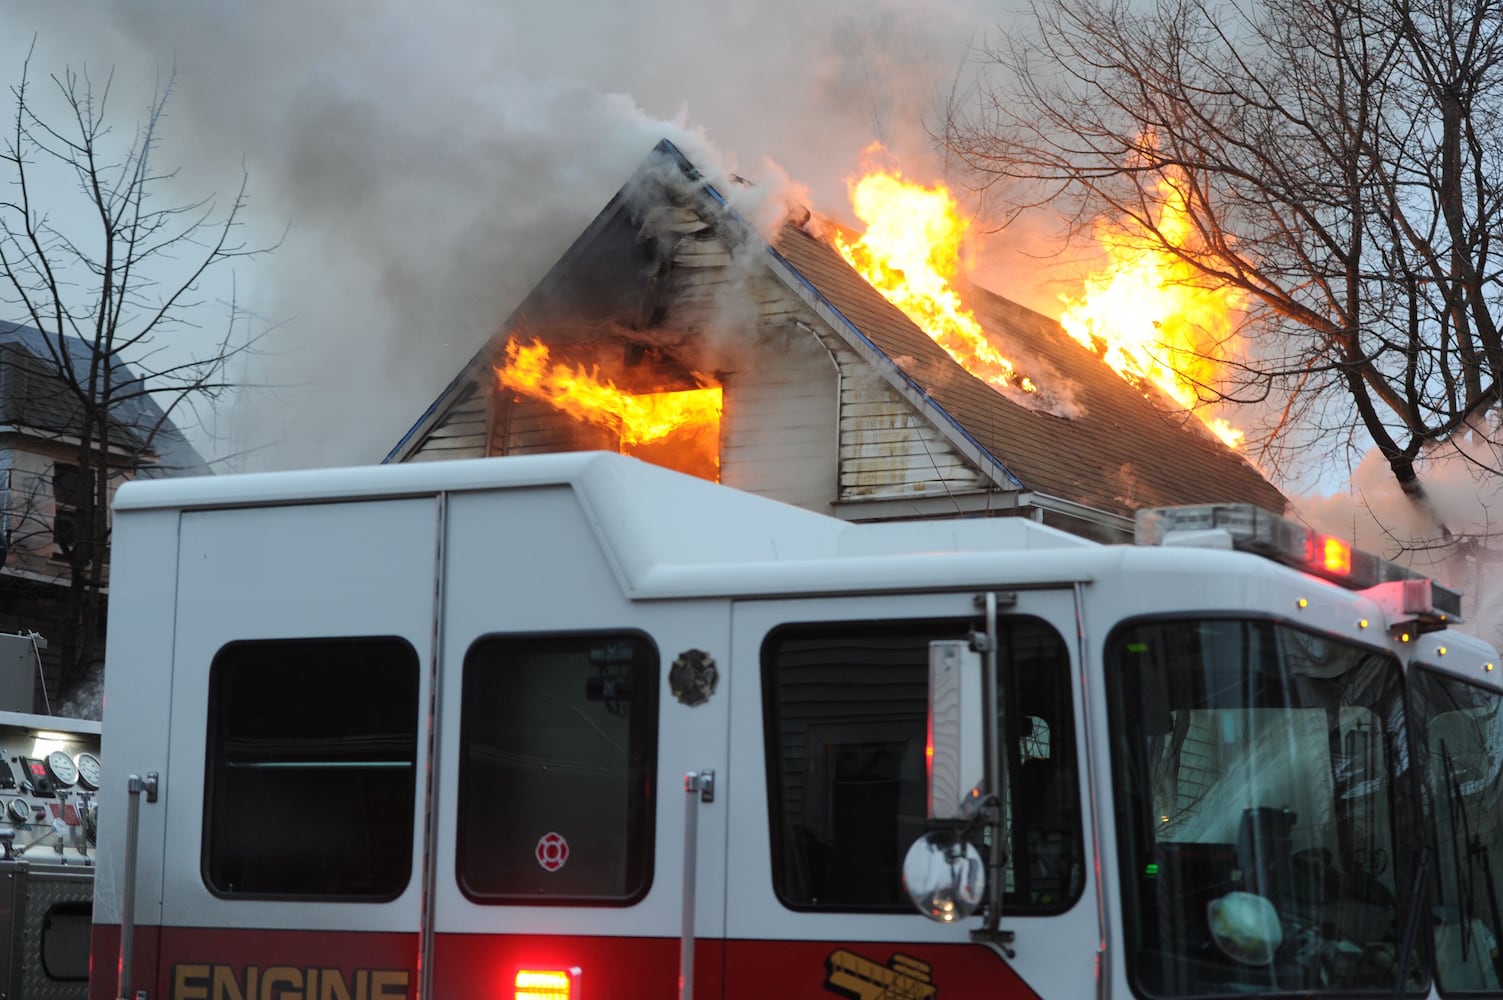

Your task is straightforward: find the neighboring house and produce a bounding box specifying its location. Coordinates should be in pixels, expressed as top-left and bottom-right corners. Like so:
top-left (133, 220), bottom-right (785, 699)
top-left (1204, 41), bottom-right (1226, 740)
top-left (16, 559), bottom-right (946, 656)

top-left (0, 321), bottom-right (207, 711)
top-left (387, 140), bottom-right (1286, 541)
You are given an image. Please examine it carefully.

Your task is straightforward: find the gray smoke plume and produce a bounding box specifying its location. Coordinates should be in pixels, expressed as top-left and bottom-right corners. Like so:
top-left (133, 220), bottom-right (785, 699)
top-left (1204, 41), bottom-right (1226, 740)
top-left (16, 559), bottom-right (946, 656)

top-left (1, 1), bottom-right (1038, 470)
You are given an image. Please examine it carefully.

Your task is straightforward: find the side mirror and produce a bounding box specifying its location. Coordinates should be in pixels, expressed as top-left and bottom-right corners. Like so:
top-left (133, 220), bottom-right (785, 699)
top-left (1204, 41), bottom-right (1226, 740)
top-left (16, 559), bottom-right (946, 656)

top-left (927, 640), bottom-right (984, 820)
top-left (902, 831), bottom-right (986, 922)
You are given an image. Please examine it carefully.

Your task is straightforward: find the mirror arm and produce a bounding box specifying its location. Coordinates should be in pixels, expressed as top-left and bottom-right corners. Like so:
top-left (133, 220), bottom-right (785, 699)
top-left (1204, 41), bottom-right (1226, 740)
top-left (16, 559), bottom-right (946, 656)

top-left (973, 591), bottom-right (1013, 950)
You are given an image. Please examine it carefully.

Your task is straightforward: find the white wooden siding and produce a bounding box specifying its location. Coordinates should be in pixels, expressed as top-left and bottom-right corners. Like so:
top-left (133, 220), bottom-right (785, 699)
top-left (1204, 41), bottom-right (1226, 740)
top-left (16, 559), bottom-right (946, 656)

top-left (401, 208), bottom-right (991, 511)
top-left (405, 383), bottom-right (488, 462)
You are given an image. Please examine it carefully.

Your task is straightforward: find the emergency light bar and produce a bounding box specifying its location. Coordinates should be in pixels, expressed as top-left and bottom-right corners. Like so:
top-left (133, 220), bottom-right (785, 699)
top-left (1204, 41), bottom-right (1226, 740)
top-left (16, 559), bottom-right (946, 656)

top-left (1135, 503), bottom-right (1462, 628)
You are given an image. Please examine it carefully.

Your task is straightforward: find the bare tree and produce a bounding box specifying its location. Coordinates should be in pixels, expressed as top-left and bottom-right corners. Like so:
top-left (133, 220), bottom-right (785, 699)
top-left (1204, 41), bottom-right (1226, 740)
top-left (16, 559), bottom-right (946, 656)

top-left (0, 44), bottom-right (270, 710)
top-left (942, 0), bottom-right (1503, 544)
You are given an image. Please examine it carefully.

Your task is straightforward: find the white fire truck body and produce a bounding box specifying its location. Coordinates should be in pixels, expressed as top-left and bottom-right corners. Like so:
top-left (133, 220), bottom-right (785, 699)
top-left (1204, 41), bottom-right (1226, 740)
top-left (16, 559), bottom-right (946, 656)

top-left (89, 452), bottom-right (1503, 1000)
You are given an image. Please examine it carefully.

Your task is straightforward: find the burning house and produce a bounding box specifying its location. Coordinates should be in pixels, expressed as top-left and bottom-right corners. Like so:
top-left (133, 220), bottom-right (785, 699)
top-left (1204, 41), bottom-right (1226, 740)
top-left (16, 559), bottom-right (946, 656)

top-left (386, 141), bottom-right (1285, 541)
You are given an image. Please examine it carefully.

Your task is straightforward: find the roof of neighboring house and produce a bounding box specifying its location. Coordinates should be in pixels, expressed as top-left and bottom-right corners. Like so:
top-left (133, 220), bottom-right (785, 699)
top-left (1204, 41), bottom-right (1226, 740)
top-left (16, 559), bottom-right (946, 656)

top-left (389, 139), bottom-right (1287, 520)
top-left (0, 323), bottom-right (209, 476)
top-left (771, 224), bottom-right (1288, 516)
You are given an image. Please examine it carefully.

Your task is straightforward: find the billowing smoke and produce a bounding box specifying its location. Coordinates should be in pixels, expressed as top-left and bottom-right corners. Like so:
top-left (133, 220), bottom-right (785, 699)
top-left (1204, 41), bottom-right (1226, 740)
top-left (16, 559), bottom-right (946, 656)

top-left (1, 1), bottom-right (1041, 470)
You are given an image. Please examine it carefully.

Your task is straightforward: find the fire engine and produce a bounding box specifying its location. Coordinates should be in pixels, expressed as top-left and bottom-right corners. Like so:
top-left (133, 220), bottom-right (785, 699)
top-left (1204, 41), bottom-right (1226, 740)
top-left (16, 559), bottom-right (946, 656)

top-left (86, 450), bottom-right (1503, 1000)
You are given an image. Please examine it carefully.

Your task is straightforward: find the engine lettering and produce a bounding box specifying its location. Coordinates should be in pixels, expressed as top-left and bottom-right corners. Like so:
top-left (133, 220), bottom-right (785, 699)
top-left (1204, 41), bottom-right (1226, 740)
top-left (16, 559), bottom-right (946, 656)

top-left (172, 964), bottom-right (410, 1000)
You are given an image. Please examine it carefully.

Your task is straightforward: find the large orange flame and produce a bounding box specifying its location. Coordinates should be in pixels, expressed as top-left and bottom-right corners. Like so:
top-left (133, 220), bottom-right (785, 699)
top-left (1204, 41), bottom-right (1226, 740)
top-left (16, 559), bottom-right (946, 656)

top-left (496, 336), bottom-right (723, 461)
top-left (1059, 180), bottom-right (1245, 448)
top-left (835, 168), bottom-right (1036, 394)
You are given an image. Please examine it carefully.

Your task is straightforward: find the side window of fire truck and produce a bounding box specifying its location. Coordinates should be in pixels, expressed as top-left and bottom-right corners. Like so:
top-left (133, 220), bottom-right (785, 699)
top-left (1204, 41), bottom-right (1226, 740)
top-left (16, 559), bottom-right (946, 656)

top-left (457, 632), bottom-right (658, 904)
top-left (1410, 666), bottom-right (1503, 994)
top-left (762, 616), bottom-right (1083, 913)
top-left (203, 636), bottom-right (421, 899)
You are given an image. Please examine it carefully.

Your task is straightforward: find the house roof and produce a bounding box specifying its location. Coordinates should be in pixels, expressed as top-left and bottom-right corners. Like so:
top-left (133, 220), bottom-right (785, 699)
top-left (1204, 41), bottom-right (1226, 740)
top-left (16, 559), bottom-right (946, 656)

top-left (388, 139), bottom-right (1287, 521)
top-left (0, 323), bottom-right (209, 476)
top-left (770, 224), bottom-right (1287, 516)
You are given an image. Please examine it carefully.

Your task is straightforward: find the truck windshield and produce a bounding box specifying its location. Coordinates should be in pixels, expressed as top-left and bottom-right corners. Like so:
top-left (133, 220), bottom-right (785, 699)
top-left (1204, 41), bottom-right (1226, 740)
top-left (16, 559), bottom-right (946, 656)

top-left (1410, 666), bottom-right (1503, 993)
top-left (1108, 618), bottom-right (1422, 997)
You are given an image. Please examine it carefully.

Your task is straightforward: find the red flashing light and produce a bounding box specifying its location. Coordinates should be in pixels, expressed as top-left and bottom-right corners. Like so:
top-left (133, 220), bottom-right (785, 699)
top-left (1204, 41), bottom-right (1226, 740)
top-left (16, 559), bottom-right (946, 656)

top-left (516, 968), bottom-right (580, 1000)
top-left (1322, 536), bottom-right (1352, 576)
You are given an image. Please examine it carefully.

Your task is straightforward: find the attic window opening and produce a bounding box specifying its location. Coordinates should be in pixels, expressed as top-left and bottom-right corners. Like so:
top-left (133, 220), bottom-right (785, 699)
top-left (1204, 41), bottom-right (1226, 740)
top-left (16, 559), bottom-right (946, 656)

top-left (492, 336), bottom-right (723, 482)
top-left (52, 463), bottom-right (80, 561)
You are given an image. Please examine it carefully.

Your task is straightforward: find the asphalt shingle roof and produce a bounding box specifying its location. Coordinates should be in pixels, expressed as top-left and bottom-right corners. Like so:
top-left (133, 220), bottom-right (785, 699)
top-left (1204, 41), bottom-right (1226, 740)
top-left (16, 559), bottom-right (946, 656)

top-left (0, 323), bottom-right (208, 476)
top-left (772, 222), bottom-right (1288, 517)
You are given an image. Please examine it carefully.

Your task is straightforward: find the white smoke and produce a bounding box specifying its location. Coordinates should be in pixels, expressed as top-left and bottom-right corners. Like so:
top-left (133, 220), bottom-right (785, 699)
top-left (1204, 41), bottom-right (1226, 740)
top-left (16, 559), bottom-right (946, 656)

top-left (1296, 426), bottom-right (1503, 651)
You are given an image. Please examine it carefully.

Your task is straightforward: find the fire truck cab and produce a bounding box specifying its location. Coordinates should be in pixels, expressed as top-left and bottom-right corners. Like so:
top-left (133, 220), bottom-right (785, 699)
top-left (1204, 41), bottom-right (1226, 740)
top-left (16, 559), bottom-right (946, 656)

top-left (91, 452), bottom-right (1503, 1000)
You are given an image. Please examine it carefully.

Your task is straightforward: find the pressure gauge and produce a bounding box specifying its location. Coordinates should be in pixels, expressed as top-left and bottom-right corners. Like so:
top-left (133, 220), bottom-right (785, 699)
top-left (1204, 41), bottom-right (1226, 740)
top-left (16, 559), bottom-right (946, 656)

top-left (44, 751), bottom-right (78, 789)
top-left (7, 798), bottom-right (29, 823)
top-left (74, 752), bottom-right (101, 792)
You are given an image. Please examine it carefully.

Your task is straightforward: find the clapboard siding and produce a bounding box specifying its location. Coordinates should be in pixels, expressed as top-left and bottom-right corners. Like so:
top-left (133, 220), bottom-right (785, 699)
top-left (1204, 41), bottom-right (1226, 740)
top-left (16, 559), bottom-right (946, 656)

top-left (661, 235), bottom-right (838, 511)
top-left (835, 360), bottom-right (988, 500)
top-left (401, 200), bottom-right (992, 510)
top-left (404, 384), bottom-right (488, 461)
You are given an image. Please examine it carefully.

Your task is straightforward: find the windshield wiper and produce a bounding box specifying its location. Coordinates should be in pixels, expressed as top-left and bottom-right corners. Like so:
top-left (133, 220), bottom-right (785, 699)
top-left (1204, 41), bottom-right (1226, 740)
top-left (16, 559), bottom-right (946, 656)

top-left (1394, 845), bottom-right (1432, 1000)
top-left (1442, 741), bottom-right (1476, 959)
top-left (1441, 740), bottom-right (1503, 984)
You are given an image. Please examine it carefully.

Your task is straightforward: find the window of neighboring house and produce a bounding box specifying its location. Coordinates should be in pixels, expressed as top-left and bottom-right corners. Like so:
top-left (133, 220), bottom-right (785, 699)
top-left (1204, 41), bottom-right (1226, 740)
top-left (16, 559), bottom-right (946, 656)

top-left (51, 463), bottom-right (83, 561)
top-left (50, 463), bottom-right (108, 564)
top-left (202, 636), bottom-right (421, 899)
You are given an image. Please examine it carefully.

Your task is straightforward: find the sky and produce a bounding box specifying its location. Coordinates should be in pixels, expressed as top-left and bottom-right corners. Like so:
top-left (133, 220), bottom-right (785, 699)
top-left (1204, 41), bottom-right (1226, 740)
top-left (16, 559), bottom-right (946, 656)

top-left (0, 0), bottom-right (1055, 472)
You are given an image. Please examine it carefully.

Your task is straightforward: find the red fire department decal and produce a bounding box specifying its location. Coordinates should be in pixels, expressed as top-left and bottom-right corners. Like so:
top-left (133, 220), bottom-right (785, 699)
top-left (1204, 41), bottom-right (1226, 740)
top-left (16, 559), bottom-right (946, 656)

top-left (535, 832), bottom-right (569, 872)
top-left (824, 948), bottom-right (936, 1000)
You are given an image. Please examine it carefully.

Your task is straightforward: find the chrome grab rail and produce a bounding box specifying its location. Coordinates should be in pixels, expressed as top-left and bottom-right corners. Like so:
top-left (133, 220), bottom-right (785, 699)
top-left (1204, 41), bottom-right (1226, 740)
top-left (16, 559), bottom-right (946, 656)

top-left (117, 771), bottom-right (158, 1000)
top-left (679, 769), bottom-right (715, 1000)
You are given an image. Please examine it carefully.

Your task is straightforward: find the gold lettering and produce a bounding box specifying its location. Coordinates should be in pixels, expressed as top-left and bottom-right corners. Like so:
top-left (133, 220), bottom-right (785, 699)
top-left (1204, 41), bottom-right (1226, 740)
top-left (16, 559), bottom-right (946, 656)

top-left (174, 964), bottom-right (211, 1000)
top-left (318, 969), bottom-right (353, 1000)
top-left (178, 964), bottom-right (405, 1000)
top-left (261, 965), bottom-right (302, 1000)
top-left (213, 965), bottom-right (259, 1000)
top-left (370, 971), bottom-right (408, 999)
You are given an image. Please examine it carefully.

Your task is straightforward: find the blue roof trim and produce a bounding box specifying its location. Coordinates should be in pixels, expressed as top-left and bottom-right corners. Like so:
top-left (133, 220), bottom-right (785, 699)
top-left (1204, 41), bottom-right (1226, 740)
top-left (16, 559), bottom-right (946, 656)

top-left (382, 364), bottom-right (471, 463)
top-left (651, 139), bottom-right (729, 208)
top-left (763, 244), bottom-right (1027, 491)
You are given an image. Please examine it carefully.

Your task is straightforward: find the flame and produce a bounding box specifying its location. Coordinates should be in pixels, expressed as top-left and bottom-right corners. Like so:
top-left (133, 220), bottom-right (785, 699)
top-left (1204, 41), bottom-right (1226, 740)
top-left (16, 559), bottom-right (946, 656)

top-left (1059, 180), bottom-right (1245, 448)
top-left (495, 337), bottom-right (722, 467)
top-left (835, 167), bottom-right (1035, 394)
